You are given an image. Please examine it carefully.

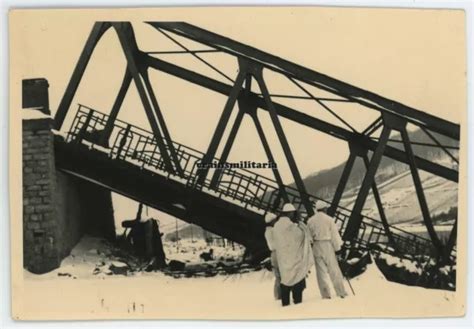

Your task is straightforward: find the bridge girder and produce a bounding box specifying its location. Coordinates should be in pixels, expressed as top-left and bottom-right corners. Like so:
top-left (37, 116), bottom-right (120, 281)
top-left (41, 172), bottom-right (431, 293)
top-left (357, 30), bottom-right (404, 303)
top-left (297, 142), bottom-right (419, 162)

top-left (52, 21), bottom-right (459, 263)
top-left (147, 22), bottom-right (460, 141)
top-left (143, 54), bottom-right (458, 183)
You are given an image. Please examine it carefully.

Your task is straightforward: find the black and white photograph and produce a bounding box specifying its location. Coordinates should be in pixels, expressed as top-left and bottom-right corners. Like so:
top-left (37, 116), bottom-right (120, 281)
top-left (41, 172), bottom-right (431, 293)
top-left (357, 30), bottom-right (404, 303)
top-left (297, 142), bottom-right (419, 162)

top-left (9, 6), bottom-right (467, 320)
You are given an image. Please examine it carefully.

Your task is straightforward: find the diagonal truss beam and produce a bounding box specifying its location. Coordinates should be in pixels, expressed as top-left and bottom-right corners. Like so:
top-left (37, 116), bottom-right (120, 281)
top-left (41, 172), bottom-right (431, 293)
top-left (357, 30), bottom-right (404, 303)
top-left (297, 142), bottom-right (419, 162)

top-left (146, 49), bottom-right (221, 55)
top-left (155, 27), bottom-right (234, 83)
top-left (141, 68), bottom-right (184, 176)
top-left (209, 106), bottom-right (245, 188)
top-left (250, 105), bottom-right (289, 203)
top-left (208, 82), bottom-right (289, 201)
top-left (343, 125), bottom-right (391, 241)
top-left (210, 74), bottom-right (255, 188)
top-left (420, 127), bottom-right (459, 165)
top-left (99, 68), bottom-right (132, 146)
top-left (113, 22), bottom-right (177, 174)
top-left (144, 55), bottom-right (458, 182)
top-left (362, 154), bottom-right (397, 249)
top-left (147, 22), bottom-right (460, 140)
top-left (253, 67), bottom-right (314, 217)
top-left (55, 22), bottom-right (459, 183)
top-left (363, 117), bottom-right (383, 136)
top-left (289, 77), bottom-right (357, 133)
top-left (445, 219), bottom-right (457, 260)
top-left (196, 68), bottom-right (247, 185)
top-left (328, 152), bottom-right (356, 217)
top-left (54, 22), bottom-right (112, 130)
top-left (400, 127), bottom-right (444, 255)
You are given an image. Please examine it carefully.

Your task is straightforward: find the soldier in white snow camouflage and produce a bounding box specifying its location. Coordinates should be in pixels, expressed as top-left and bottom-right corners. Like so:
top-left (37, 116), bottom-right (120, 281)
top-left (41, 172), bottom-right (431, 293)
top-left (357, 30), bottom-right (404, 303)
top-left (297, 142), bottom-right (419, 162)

top-left (307, 201), bottom-right (348, 299)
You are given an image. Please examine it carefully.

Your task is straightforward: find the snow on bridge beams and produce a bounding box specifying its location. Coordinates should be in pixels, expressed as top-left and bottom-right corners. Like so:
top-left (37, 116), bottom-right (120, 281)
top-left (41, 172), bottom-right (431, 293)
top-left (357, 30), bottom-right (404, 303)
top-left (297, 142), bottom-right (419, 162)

top-left (52, 21), bottom-right (459, 264)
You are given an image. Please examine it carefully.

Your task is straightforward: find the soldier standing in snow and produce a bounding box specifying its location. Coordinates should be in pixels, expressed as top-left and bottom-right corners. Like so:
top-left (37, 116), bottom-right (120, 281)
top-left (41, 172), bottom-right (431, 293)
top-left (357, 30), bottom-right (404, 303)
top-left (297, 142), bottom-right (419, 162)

top-left (264, 212), bottom-right (281, 300)
top-left (272, 203), bottom-right (313, 306)
top-left (307, 200), bottom-right (348, 299)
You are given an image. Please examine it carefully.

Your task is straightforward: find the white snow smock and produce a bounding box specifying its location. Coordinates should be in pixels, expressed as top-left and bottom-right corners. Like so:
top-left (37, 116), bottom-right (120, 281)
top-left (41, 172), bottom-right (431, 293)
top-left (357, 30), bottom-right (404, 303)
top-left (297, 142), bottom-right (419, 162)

top-left (264, 227), bottom-right (276, 251)
top-left (306, 211), bottom-right (343, 251)
top-left (264, 226), bottom-right (281, 300)
top-left (272, 216), bottom-right (314, 286)
top-left (306, 210), bottom-right (347, 298)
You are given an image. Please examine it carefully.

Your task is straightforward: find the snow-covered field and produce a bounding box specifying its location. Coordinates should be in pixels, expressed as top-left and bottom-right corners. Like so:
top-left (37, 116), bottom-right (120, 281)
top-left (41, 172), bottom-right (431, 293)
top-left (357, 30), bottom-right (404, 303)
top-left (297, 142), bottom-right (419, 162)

top-left (20, 236), bottom-right (460, 320)
top-left (395, 222), bottom-right (454, 243)
top-left (163, 238), bottom-right (245, 265)
top-left (341, 168), bottom-right (458, 226)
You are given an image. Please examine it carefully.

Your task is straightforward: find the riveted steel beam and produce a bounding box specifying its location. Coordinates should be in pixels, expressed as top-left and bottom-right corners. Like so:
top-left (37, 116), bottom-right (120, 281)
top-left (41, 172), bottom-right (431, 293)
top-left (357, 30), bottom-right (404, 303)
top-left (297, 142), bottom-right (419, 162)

top-left (144, 55), bottom-right (458, 182)
top-left (54, 22), bottom-right (112, 130)
top-left (147, 22), bottom-right (460, 140)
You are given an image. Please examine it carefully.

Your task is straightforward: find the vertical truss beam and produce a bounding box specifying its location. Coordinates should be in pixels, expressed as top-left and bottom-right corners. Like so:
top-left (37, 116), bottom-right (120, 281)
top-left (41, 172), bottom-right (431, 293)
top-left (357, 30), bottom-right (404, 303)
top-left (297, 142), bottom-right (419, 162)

top-left (251, 111), bottom-right (289, 203)
top-left (112, 22), bottom-right (175, 174)
top-left (54, 22), bottom-right (112, 130)
top-left (209, 74), bottom-right (254, 188)
top-left (344, 125), bottom-right (391, 240)
top-left (99, 68), bottom-right (132, 146)
top-left (209, 107), bottom-right (245, 188)
top-left (143, 55), bottom-right (458, 182)
top-left (196, 65), bottom-right (247, 185)
top-left (362, 154), bottom-right (397, 249)
top-left (328, 152), bottom-right (356, 217)
top-left (445, 219), bottom-right (457, 262)
top-left (400, 127), bottom-right (444, 256)
top-left (253, 66), bottom-right (313, 217)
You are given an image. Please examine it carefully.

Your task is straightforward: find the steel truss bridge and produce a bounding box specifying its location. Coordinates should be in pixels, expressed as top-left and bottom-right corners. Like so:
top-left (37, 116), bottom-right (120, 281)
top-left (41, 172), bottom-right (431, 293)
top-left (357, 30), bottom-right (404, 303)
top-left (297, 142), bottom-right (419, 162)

top-left (53, 22), bottom-right (459, 264)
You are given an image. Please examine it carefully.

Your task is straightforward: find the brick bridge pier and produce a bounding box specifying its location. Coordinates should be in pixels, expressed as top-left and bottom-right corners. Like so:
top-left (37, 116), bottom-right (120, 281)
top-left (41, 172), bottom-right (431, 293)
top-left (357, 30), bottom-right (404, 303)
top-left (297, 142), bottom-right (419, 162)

top-left (22, 101), bottom-right (115, 274)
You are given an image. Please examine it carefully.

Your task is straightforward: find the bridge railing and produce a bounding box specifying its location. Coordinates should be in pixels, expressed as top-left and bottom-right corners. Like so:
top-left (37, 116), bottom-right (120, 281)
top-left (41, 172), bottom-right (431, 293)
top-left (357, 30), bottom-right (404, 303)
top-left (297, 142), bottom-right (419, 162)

top-left (65, 105), bottom-right (446, 261)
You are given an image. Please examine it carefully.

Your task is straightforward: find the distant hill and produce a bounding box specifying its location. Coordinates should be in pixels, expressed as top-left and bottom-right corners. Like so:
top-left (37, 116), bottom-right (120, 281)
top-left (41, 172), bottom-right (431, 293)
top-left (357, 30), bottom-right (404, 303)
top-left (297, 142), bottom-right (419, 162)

top-left (170, 128), bottom-right (459, 237)
top-left (164, 224), bottom-right (221, 242)
top-left (295, 128), bottom-right (459, 200)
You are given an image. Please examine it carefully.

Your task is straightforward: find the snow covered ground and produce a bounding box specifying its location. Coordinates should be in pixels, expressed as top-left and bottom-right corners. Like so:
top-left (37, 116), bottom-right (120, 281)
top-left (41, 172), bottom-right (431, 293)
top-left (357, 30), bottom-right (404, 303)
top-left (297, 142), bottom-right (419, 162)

top-left (20, 236), bottom-right (460, 320)
top-left (163, 238), bottom-right (245, 265)
top-left (340, 168), bottom-right (458, 228)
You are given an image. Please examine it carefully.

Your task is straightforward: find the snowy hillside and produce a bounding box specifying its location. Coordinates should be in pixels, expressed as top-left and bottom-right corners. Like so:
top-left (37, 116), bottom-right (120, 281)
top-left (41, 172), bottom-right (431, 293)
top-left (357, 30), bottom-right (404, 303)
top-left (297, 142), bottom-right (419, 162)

top-left (340, 167), bottom-right (458, 225)
top-left (299, 128), bottom-right (459, 201)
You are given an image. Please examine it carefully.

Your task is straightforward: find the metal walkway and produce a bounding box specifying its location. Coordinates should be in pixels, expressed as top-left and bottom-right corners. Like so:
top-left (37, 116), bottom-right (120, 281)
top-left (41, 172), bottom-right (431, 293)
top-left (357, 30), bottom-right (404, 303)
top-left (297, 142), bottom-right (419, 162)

top-left (55, 104), bottom-right (444, 261)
